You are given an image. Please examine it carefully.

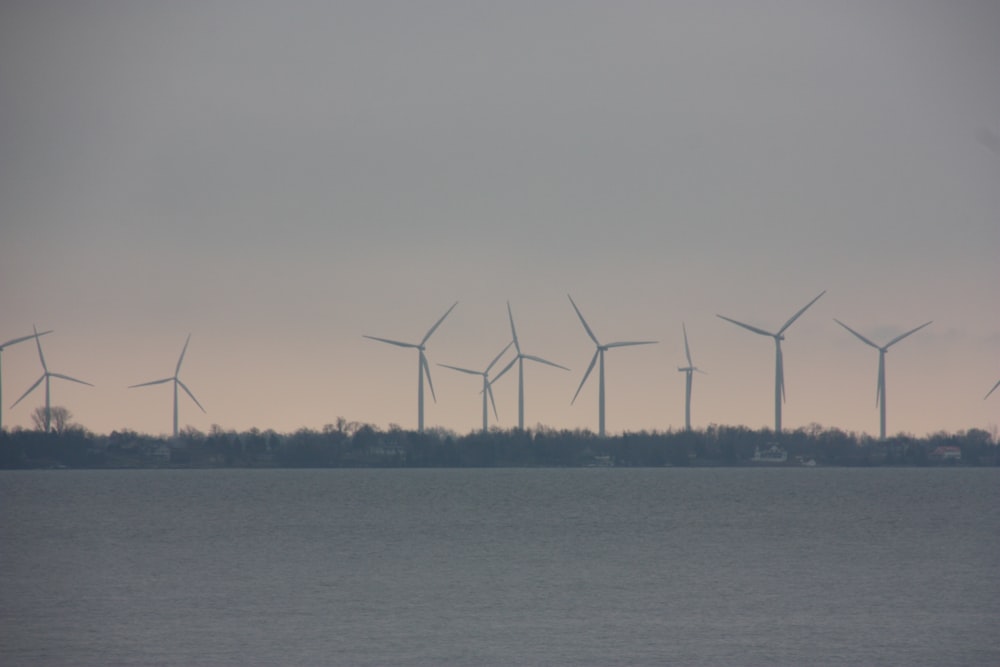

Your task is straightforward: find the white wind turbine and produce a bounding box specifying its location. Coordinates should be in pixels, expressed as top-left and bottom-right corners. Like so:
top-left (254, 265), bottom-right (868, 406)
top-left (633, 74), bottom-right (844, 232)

top-left (677, 323), bottom-right (706, 431)
top-left (717, 291), bottom-right (825, 433)
top-left (10, 326), bottom-right (93, 433)
top-left (491, 301), bottom-right (569, 430)
top-left (568, 295), bottom-right (657, 437)
top-left (129, 334), bottom-right (206, 438)
top-left (364, 302), bottom-right (458, 433)
top-left (439, 341), bottom-right (513, 433)
top-left (835, 319), bottom-right (932, 440)
top-left (0, 329), bottom-right (53, 433)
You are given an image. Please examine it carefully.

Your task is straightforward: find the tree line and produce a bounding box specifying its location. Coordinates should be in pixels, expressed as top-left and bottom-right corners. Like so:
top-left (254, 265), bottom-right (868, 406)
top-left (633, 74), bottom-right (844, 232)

top-left (1, 412), bottom-right (996, 469)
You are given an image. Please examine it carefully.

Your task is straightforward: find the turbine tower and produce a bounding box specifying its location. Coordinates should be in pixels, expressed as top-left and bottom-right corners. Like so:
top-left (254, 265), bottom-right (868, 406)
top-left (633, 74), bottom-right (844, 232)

top-left (835, 319), bottom-right (932, 440)
top-left (491, 301), bottom-right (568, 430)
top-left (0, 329), bottom-right (53, 433)
top-left (439, 341), bottom-right (513, 433)
top-left (567, 295), bottom-right (657, 437)
top-left (677, 323), bottom-right (706, 431)
top-left (129, 334), bottom-right (206, 438)
top-left (10, 326), bottom-right (93, 433)
top-left (717, 291), bottom-right (825, 433)
top-left (364, 301), bottom-right (458, 433)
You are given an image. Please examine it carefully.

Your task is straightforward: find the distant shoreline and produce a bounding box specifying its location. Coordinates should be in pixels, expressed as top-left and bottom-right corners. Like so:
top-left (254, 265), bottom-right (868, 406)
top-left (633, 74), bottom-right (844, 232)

top-left (2, 424), bottom-right (996, 470)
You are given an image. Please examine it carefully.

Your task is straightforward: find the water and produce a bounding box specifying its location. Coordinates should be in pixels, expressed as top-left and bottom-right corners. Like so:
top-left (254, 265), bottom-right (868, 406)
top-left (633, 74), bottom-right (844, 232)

top-left (1, 468), bottom-right (997, 666)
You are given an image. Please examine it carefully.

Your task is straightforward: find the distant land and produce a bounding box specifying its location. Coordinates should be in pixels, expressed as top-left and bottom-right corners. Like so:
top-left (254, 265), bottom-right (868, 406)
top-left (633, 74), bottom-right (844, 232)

top-left (1, 421), bottom-right (996, 469)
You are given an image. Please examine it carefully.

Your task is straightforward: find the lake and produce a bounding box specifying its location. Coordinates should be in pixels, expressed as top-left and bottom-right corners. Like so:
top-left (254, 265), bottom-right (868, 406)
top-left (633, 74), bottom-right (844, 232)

top-left (1, 468), bottom-right (997, 666)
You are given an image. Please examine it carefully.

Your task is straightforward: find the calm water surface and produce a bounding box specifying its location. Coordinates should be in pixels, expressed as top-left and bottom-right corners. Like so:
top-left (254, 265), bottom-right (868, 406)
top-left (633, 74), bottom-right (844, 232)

top-left (1, 468), bottom-right (998, 666)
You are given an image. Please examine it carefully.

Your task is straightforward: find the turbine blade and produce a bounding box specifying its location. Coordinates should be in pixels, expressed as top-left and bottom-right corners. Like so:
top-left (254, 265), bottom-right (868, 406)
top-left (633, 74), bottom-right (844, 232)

top-left (177, 379), bottom-right (206, 413)
top-left (985, 379), bottom-right (1000, 400)
top-left (507, 302), bottom-right (520, 354)
top-left (522, 354), bottom-right (569, 371)
top-left (885, 321), bottom-right (932, 348)
top-left (10, 375), bottom-right (44, 408)
top-left (33, 326), bottom-right (48, 372)
top-left (487, 382), bottom-right (499, 421)
top-left (491, 357), bottom-right (517, 384)
top-left (129, 377), bottom-right (173, 388)
top-left (438, 363), bottom-right (480, 376)
top-left (717, 314), bottom-right (774, 338)
top-left (605, 340), bottom-right (658, 348)
top-left (176, 334), bottom-right (192, 375)
top-left (49, 372), bottom-right (94, 387)
top-left (777, 290), bottom-right (826, 335)
top-left (485, 341), bottom-right (514, 374)
top-left (567, 295), bottom-right (600, 345)
top-left (0, 330), bottom-right (52, 350)
top-left (682, 323), bottom-right (693, 367)
top-left (422, 352), bottom-right (437, 403)
top-left (421, 301), bottom-right (458, 345)
top-left (363, 335), bottom-right (418, 349)
top-left (834, 319), bottom-right (879, 349)
top-left (571, 350), bottom-right (600, 405)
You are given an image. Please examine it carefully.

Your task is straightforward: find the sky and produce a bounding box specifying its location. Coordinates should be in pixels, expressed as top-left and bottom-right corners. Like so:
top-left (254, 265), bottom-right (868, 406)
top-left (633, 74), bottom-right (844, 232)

top-left (1, 1), bottom-right (998, 439)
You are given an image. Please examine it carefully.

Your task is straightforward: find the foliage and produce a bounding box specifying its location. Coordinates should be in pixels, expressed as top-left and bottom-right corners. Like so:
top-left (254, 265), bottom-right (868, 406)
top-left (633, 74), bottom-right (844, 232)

top-left (30, 406), bottom-right (75, 434)
top-left (1, 418), bottom-right (997, 469)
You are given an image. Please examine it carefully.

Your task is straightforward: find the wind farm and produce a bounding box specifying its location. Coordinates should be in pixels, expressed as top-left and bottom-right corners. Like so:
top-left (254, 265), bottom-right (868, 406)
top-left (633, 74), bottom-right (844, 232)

top-left (128, 334), bottom-right (206, 438)
top-left (0, 291), bottom-right (996, 443)
top-left (834, 319), bottom-right (932, 441)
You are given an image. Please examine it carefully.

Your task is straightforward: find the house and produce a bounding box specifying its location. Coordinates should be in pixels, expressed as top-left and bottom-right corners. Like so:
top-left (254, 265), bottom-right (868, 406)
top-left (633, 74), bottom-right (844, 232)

top-left (929, 446), bottom-right (962, 463)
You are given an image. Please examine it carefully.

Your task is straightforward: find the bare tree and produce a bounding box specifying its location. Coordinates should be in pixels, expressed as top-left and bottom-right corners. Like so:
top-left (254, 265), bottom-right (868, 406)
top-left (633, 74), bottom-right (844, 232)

top-left (31, 406), bottom-right (73, 434)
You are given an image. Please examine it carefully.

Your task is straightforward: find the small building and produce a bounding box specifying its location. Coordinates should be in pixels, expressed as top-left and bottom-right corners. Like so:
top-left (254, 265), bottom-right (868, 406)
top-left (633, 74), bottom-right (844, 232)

top-left (151, 444), bottom-right (173, 463)
top-left (752, 444), bottom-right (788, 463)
top-left (929, 446), bottom-right (962, 463)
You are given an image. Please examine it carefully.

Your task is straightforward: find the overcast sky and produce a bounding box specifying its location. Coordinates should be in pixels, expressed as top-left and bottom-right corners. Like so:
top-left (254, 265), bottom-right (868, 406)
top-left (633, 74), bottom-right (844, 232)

top-left (1, 1), bottom-right (998, 438)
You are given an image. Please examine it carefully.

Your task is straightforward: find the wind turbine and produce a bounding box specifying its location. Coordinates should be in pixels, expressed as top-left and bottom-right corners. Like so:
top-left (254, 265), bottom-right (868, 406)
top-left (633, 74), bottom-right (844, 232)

top-left (10, 326), bottom-right (93, 433)
top-left (0, 329), bottom-right (53, 433)
top-left (834, 319), bottom-right (932, 440)
top-left (129, 334), bottom-right (206, 438)
top-left (364, 301), bottom-right (458, 432)
top-left (677, 323), bottom-right (706, 431)
top-left (567, 295), bottom-right (657, 437)
top-left (491, 301), bottom-right (569, 430)
top-left (717, 290), bottom-right (825, 433)
top-left (439, 341), bottom-right (513, 433)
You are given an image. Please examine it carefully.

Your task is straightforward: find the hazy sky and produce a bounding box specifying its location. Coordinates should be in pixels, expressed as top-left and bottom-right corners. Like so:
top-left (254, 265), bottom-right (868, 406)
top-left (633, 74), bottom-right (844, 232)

top-left (2, 1), bottom-right (998, 438)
